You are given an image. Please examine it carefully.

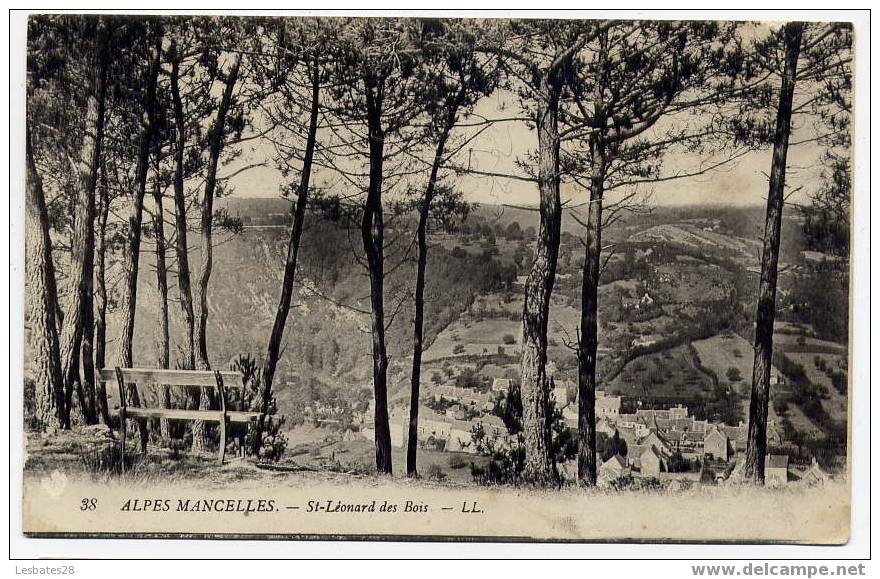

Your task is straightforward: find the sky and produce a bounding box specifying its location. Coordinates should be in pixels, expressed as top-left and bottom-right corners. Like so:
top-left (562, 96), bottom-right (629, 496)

top-left (225, 88), bottom-right (828, 210)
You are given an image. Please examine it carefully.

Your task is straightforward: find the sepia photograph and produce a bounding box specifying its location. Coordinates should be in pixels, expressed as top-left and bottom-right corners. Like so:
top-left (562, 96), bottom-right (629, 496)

top-left (12, 8), bottom-right (867, 552)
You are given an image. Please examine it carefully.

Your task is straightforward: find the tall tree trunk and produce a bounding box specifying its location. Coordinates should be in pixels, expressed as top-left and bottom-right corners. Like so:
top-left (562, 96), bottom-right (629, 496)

top-left (25, 128), bottom-right (65, 432)
top-left (254, 58), bottom-right (320, 456)
top-left (577, 135), bottom-right (606, 486)
top-left (94, 163), bottom-right (111, 425)
top-left (168, 42), bottom-right (198, 439)
top-left (520, 76), bottom-right (562, 483)
top-left (58, 17), bottom-right (108, 428)
top-left (407, 128), bottom-right (451, 477)
top-left (743, 22), bottom-right (803, 484)
top-left (116, 24), bottom-right (162, 454)
top-left (363, 87), bottom-right (393, 475)
top-left (169, 44), bottom-right (196, 371)
top-left (79, 248), bottom-right (97, 425)
top-left (192, 53), bottom-right (241, 453)
top-left (153, 169), bottom-right (171, 441)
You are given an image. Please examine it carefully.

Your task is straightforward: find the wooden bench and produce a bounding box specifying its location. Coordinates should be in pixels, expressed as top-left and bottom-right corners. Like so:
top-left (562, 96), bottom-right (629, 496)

top-left (98, 367), bottom-right (262, 466)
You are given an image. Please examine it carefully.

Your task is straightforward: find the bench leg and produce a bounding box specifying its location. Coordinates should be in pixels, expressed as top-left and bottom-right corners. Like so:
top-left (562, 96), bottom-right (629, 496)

top-left (219, 419), bottom-right (227, 465)
top-left (215, 370), bottom-right (228, 465)
top-left (120, 415), bottom-right (127, 474)
top-left (139, 419), bottom-right (148, 455)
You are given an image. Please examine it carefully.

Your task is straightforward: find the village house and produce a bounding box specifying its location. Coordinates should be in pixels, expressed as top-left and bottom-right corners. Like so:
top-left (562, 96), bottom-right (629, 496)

top-left (639, 446), bottom-right (663, 478)
top-left (668, 405), bottom-right (688, 419)
top-left (718, 422), bottom-right (749, 453)
top-left (596, 417), bottom-right (617, 437)
top-left (491, 377), bottom-right (511, 393)
top-left (703, 427), bottom-right (729, 461)
top-left (765, 454), bottom-right (790, 487)
top-left (641, 430), bottom-right (673, 455)
top-left (798, 458), bottom-right (830, 486)
top-left (617, 415), bottom-right (650, 439)
top-left (662, 428), bottom-right (705, 459)
top-left (596, 391), bottom-right (622, 419)
top-left (598, 454), bottom-right (630, 486)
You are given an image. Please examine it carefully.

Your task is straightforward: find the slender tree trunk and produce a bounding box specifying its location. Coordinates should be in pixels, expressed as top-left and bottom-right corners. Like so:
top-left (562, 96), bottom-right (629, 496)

top-left (117, 24), bottom-right (162, 454)
top-left (168, 43), bottom-right (198, 439)
top-left (743, 22), bottom-right (803, 484)
top-left (192, 53), bottom-right (241, 453)
top-left (254, 58), bottom-right (320, 456)
top-left (407, 129), bottom-right (450, 477)
top-left (153, 169), bottom-right (171, 441)
top-left (80, 250), bottom-right (97, 425)
top-left (94, 163), bottom-right (111, 425)
top-left (520, 75), bottom-right (562, 483)
top-left (25, 128), bottom-right (65, 432)
top-left (363, 88), bottom-right (393, 475)
top-left (169, 44), bottom-right (196, 371)
top-left (58, 18), bottom-right (108, 428)
top-left (577, 135), bottom-right (606, 486)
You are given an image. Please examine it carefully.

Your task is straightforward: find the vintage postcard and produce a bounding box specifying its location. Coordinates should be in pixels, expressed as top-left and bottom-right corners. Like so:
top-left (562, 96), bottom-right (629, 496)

top-left (17, 11), bottom-right (859, 544)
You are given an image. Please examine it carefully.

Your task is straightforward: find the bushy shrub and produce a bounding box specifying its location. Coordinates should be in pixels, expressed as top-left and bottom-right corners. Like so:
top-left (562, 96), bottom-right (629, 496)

top-left (470, 424), bottom-right (526, 485)
top-left (425, 463), bottom-right (447, 482)
top-left (230, 354), bottom-right (288, 462)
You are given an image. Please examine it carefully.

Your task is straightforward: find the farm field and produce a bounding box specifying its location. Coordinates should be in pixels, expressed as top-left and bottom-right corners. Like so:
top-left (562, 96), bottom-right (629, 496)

top-left (607, 345), bottom-right (714, 401)
top-left (785, 352), bottom-right (848, 423)
top-left (773, 333), bottom-right (847, 355)
top-left (648, 262), bottom-right (731, 304)
top-left (423, 318), bottom-right (521, 361)
top-left (423, 300), bottom-right (582, 363)
top-left (630, 223), bottom-right (761, 263)
top-left (692, 333), bottom-right (754, 395)
top-left (785, 405), bottom-right (828, 440)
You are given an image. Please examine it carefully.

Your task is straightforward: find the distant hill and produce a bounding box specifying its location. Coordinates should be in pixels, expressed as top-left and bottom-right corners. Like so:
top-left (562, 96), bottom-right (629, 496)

top-left (104, 213), bottom-right (516, 420)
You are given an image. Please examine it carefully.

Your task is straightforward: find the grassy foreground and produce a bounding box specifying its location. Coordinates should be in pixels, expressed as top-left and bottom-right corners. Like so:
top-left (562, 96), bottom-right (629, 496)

top-left (22, 429), bottom-right (849, 543)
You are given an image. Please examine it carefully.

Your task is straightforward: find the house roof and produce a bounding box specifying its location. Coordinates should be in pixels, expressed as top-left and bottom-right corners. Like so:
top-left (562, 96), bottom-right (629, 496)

top-left (801, 462), bottom-right (830, 484)
top-left (719, 424), bottom-right (748, 448)
top-left (603, 454), bottom-right (628, 469)
top-left (641, 430), bottom-right (672, 453)
top-left (682, 431), bottom-right (706, 443)
top-left (706, 427), bottom-right (728, 442)
top-left (640, 445), bottom-right (662, 460)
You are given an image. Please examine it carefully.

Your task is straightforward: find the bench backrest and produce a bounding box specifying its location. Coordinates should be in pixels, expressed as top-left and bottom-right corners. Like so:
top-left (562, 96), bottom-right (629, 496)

top-left (100, 367), bottom-right (251, 466)
top-left (98, 367), bottom-right (245, 390)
